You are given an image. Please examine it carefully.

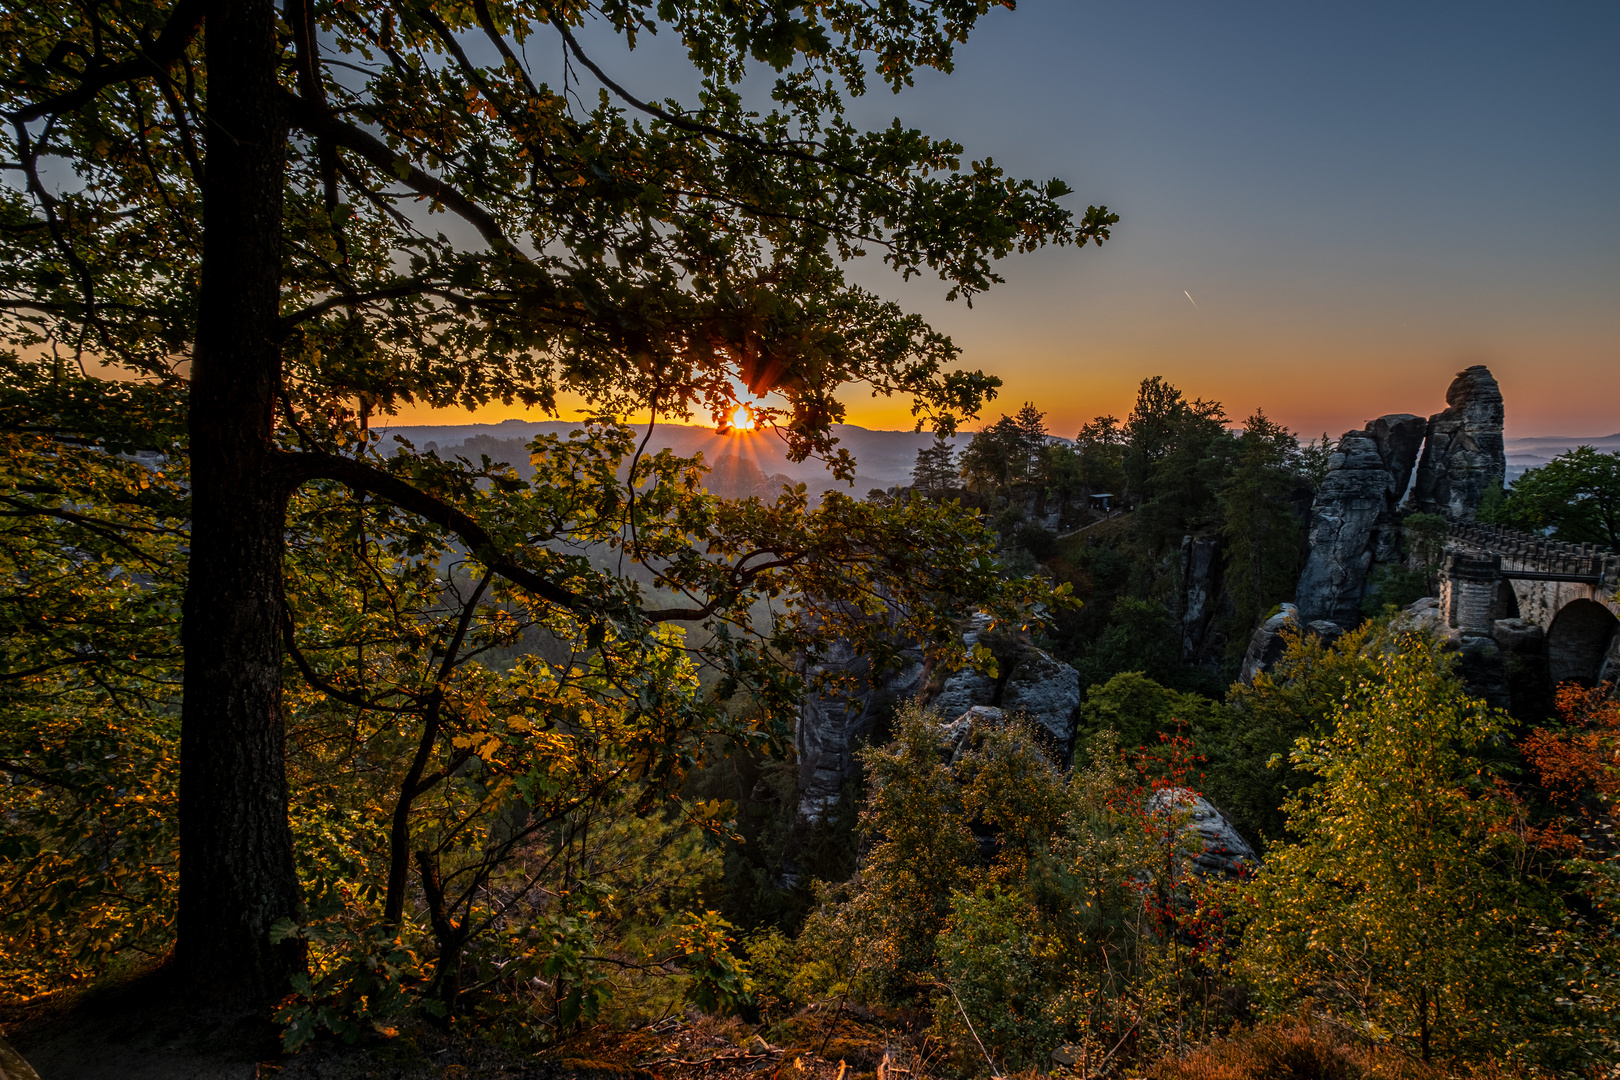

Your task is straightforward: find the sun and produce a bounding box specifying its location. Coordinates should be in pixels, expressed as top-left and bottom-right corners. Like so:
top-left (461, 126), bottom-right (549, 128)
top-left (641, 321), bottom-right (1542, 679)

top-left (729, 404), bottom-right (756, 431)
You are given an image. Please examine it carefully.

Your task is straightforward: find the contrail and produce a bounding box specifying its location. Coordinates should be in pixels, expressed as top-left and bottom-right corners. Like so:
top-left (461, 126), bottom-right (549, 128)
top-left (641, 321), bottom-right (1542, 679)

top-left (1183, 290), bottom-right (1200, 310)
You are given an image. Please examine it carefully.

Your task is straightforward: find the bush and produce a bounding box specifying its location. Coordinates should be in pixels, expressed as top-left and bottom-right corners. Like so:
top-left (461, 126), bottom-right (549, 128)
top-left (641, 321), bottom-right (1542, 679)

top-left (933, 886), bottom-right (1062, 1070)
top-left (1148, 1022), bottom-right (1451, 1080)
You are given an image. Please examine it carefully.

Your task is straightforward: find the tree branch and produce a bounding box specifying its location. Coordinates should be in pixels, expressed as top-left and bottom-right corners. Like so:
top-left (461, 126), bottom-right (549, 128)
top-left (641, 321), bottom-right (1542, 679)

top-left (279, 90), bottom-right (519, 256)
top-left (9, 0), bottom-right (208, 123)
top-left (276, 449), bottom-right (770, 624)
top-left (277, 450), bottom-right (580, 610)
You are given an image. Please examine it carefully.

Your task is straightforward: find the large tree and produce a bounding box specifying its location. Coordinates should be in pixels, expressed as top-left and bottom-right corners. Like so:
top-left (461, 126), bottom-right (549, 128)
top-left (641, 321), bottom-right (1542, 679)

top-left (1491, 445), bottom-right (1620, 548)
top-left (1, 0), bottom-right (1113, 1004)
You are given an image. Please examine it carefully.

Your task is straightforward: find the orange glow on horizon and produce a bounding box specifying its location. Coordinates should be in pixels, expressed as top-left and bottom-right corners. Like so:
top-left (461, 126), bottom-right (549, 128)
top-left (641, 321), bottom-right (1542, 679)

top-left (729, 404), bottom-right (757, 431)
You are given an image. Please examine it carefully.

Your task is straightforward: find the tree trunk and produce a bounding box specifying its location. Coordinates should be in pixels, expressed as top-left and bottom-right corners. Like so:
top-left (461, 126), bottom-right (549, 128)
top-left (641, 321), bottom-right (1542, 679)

top-left (176, 0), bottom-right (304, 1005)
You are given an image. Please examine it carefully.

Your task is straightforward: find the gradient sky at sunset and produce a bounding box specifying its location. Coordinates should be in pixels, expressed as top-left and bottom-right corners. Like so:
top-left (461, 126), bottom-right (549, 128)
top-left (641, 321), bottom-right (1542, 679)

top-left (394, 0), bottom-right (1620, 440)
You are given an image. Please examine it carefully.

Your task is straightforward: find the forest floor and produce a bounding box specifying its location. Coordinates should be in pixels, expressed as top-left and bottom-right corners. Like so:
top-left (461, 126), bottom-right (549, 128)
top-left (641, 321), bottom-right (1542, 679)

top-left (1, 973), bottom-right (925, 1080)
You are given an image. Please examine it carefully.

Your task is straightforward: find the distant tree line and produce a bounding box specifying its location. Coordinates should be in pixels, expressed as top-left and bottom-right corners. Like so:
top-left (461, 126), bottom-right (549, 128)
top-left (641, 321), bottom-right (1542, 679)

top-left (910, 377), bottom-right (1327, 682)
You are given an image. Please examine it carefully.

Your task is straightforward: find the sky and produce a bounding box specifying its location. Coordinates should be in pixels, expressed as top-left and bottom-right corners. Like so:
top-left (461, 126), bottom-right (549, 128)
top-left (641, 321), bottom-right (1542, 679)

top-left (393, 1), bottom-right (1620, 440)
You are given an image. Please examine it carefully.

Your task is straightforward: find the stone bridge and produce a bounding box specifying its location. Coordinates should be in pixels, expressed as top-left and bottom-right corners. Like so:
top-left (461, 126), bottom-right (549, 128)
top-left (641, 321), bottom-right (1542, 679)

top-left (1440, 522), bottom-right (1620, 686)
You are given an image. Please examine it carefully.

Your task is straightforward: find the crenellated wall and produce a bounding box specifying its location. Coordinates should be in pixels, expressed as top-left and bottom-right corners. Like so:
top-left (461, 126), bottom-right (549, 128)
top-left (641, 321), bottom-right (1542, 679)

top-left (1441, 521), bottom-right (1620, 686)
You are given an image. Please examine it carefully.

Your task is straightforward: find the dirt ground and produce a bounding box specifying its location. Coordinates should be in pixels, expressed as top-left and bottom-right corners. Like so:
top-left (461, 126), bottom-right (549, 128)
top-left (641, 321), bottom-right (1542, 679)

top-left (1, 974), bottom-right (934, 1080)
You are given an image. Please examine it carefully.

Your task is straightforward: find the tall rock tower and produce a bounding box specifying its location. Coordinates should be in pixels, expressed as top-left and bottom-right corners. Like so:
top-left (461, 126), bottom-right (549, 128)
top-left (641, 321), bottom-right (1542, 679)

top-left (1413, 365), bottom-right (1506, 523)
top-left (1294, 413), bottom-right (1426, 624)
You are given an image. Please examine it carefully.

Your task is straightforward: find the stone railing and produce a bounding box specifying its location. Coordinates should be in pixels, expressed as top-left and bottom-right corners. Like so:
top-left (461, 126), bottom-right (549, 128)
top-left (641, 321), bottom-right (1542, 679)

top-left (1446, 521), bottom-right (1617, 583)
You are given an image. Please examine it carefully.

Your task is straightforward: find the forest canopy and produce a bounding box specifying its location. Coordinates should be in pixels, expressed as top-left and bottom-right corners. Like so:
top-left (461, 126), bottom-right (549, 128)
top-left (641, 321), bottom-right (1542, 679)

top-left (0, 0), bottom-right (1110, 1010)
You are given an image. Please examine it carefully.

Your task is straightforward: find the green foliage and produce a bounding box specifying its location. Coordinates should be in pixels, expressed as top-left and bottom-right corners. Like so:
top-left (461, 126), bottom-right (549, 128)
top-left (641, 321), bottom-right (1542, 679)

top-left (934, 886), bottom-right (1063, 1070)
top-left (1068, 415), bottom-right (1128, 500)
top-left (1203, 623), bottom-right (1384, 852)
top-left (3, 0), bottom-right (1108, 1010)
top-left (1403, 511), bottom-right (1450, 589)
top-left (1359, 564), bottom-right (1430, 616)
top-left (958, 403), bottom-right (1052, 499)
top-left (801, 704), bottom-right (1246, 1073)
top-left (676, 911), bottom-right (753, 1016)
top-left (271, 916), bottom-right (426, 1051)
top-left (911, 436), bottom-right (959, 495)
top-left (1238, 634), bottom-right (1608, 1069)
top-left (1296, 435), bottom-right (1336, 494)
top-left (1220, 410), bottom-right (1306, 645)
top-left (1491, 446), bottom-right (1620, 547)
top-left (0, 367), bottom-right (187, 1000)
top-left (740, 928), bottom-right (800, 1023)
top-left (1075, 672), bottom-right (1218, 756)
top-left (1123, 378), bottom-right (1234, 555)
top-left (1070, 597), bottom-right (1184, 689)
top-left (797, 704), bottom-right (978, 1001)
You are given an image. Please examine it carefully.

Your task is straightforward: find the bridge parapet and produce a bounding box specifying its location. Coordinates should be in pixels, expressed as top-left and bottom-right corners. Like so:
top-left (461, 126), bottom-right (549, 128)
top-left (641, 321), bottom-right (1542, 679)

top-left (1446, 521), bottom-right (1618, 590)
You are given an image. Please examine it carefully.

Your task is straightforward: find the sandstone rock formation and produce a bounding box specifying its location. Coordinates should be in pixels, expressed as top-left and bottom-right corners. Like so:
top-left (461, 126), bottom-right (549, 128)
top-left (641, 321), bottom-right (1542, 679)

top-left (1293, 367), bottom-right (1505, 627)
top-left (1294, 414), bottom-right (1425, 625)
top-left (1414, 365), bottom-right (1506, 523)
top-left (795, 639), bottom-right (926, 821)
top-left (1179, 535), bottom-right (1224, 664)
top-left (0, 1035), bottom-right (41, 1080)
top-left (938, 704), bottom-right (1007, 766)
top-left (1147, 788), bottom-right (1261, 880)
top-left (924, 613), bottom-right (1082, 752)
top-left (1239, 604), bottom-right (1297, 683)
top-left (999, 650), bottom-right (1082, 746)
top-left (1238, 604), bottom-right (1345, 683)
top-left (795, 614), bottom-right (1083, 820)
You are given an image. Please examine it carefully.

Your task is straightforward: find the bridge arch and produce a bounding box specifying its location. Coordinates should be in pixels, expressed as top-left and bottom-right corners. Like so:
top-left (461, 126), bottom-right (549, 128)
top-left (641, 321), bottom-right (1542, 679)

top-left (1546, 598), bottom-right (1619, 686)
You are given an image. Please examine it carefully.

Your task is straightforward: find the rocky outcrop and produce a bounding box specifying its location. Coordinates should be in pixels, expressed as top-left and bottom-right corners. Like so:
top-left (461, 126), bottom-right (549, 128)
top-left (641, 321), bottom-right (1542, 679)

top-left (1000, 650), bottom-right (1082, 746)
top-left (796, 614), bottom-right (1083, 820)
top-left (1147, 788), bottom-right (1261, 880)
top-left (924, 615), bottom-right (1082, 754)
top-left (1239, 605), bottom-right (1298, 682)
top-left (795, 639), bottom-right (926, 821)
top-left (1294, 413), bottom-right (1426, 625)
top-left (938, 705), bottom-right (1007, 766)
top-left (1238, 604), bottom-right (1345, 682)
top-left (0, 1035), bottom-right (40, 1080)
top-left (1414, 365), bottom-right (1506, 523)
top-left (1392, 596), bottom-right (1528, 713)
top-left (1179, 536), bottom-right (1224, 664)
top-left (929, 615), bottom-right (1000, 719)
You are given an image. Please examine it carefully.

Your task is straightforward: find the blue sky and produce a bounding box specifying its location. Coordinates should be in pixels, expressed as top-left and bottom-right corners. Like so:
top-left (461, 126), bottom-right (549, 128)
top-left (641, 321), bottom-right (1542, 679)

top-left (431, 1), bottom-right (1620, 438)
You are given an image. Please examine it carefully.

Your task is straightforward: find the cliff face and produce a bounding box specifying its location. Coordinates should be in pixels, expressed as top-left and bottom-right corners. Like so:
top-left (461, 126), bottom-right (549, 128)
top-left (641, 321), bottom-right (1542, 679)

top-left (795, 616), bottom-right (1084, 821)
top-left (1414, 365), bottom-right (1506, 523)
top-left (795, 640), bottom-right (926, 822)
top-left (1292, 367), bottom-right (1506, 630)
top-left (1294, 414), bottom-right (1425, 625)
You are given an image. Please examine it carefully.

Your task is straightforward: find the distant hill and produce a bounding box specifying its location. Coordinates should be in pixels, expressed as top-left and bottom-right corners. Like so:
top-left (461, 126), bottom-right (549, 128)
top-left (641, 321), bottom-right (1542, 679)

top-left (1503, 433), bottom-right (1620, 482)
top-left (376, 419), bottom-right (975, 497)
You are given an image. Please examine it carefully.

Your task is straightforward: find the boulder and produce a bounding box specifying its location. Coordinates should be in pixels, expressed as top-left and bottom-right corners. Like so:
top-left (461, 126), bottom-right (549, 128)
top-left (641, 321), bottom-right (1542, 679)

top-left (938, 705), bottom-right (1006, 766)
top-left (924, 614), bottom-right (1083, 755)
top-left (1000, 650), bottom-right (1081, 746)
top-left (1492, 617), bottom-right (1546, 655)
top-left (1392, 597), bottom-right (1516, 711)
top-left (929, 667), bottom-right (998, 720)
top-left (1239, 604), bottom-right (1298, 683)
top-left (796, 610), bottom-right (1083, 819)
top-left (0, 1035), bottom-right (40, 1080)
top-left (1414, 365), bottom-right (1506, 523)
top-left (1238, 605), bottom-right (1344, 683)
top-left (1396, 595), bottom-right (1446, 635)
top-left (1147, 788), bottom-right (1262, 879)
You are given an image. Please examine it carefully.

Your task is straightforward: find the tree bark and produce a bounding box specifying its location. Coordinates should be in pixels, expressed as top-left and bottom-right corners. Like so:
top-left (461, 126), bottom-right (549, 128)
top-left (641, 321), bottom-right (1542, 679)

top-left (176, 0), bottom-right (304, 1005)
